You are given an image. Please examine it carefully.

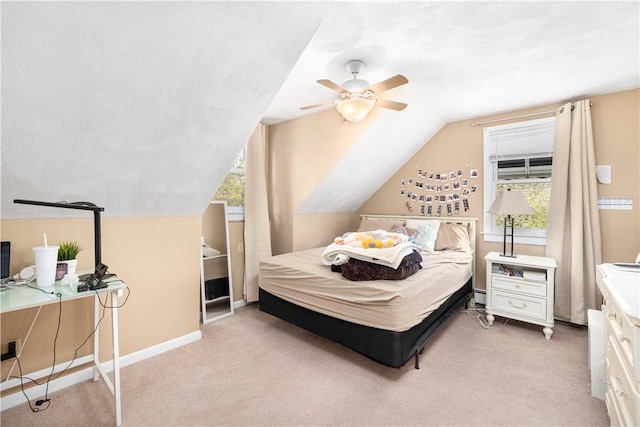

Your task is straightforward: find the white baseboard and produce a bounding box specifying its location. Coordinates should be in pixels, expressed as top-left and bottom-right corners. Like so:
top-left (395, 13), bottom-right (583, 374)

top-left (0, 330), bottom-right (201, 411)
top-left (233, 299), bottom-right (247, 309)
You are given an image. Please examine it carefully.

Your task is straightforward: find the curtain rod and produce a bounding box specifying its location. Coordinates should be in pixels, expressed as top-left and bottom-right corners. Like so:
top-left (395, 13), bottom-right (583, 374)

top-left (470, 101), bottom-right (595, 127)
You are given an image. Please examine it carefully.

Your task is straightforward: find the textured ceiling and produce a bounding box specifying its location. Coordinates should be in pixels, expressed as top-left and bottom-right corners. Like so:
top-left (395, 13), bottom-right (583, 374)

top-left (262, 2), bottom-right (640, 214)
top-left (2, 2), bottom-right (639, 219)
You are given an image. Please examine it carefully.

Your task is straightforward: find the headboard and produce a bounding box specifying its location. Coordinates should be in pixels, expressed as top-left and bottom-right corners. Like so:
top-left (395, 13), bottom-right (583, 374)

top-left (359, 214), bottom-right (478, 290)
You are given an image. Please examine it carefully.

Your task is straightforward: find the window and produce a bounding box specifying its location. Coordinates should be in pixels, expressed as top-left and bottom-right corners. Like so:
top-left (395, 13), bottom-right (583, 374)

top-left (213, 148), bottom-right (245, 221)
top-left (483, 117), bottom-right (555, 245)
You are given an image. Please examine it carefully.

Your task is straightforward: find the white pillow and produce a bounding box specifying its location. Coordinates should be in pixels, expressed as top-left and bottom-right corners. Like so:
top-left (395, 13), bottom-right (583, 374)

top-left (405, 219), bottom-right (441, 252)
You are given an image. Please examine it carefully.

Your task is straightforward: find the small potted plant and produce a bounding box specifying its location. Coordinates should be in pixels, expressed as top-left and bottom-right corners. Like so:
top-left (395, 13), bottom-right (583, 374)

top-left (56, 240), bottom-right (83, 278)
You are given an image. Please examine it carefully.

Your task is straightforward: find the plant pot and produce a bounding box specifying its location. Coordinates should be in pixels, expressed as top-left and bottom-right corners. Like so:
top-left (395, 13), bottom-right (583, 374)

top-left (57, 259), bottom-right (78, 278)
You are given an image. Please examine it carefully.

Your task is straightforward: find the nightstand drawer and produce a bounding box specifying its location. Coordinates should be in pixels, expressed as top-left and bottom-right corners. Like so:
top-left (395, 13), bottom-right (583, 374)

top-left (491, 275), bottom-right (547, 298)
top-left (490, 291), bottom-right (547, 321)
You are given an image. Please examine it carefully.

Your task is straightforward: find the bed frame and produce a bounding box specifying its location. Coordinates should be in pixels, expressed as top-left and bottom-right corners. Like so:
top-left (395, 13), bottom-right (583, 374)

top-left (259, 215), bottom-right (477, 369)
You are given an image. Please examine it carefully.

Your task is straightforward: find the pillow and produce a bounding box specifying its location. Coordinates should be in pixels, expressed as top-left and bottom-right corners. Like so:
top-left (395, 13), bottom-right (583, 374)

top-left (434, 223), bottom-right (471, 251)
top-left (357, 218), bottom-right (405, 232)
top-left (405, 219), bottom-right (441, 252)
top-left (389, 224), bottom-right (420, 240)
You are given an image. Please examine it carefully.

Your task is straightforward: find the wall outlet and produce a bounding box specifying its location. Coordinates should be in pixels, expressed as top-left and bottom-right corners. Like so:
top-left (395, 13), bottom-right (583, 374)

top-left (238, 242), bottom-right (244, 253)
top-left (636, 253), bottom-right (640, 263)
top-left (1, 339), bottom-right (20, 358)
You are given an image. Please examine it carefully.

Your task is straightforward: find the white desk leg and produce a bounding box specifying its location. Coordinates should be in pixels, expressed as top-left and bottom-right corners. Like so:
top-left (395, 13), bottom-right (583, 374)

top-left (93, 294), bottom-right (100, 382)
top-left (111, 290), bottom-right (122, 427)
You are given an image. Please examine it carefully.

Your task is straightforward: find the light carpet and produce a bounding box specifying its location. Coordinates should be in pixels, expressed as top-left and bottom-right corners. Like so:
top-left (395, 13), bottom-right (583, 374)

top-left (1, 304), bottom-right (608, 426)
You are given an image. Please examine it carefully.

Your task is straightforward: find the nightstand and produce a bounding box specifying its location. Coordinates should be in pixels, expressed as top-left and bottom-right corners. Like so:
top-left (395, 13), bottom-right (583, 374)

top-left (484, 252), bottom-right (557, 339)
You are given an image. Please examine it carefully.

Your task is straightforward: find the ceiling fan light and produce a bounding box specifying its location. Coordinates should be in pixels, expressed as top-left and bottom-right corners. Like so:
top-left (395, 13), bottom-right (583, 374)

top-left (336, 97), bottom-right (375, 122)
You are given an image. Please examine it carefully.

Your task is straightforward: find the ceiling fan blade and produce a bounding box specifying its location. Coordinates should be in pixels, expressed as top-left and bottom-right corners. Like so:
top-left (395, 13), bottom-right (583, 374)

top-left (300, 100), bottom-right (338, 111)
top-left (367, 74), bottom-right (408, 94)
top-left (376, 98), bottom-right (407, 111)
top-left (317, 79), bottom-right (348, 94)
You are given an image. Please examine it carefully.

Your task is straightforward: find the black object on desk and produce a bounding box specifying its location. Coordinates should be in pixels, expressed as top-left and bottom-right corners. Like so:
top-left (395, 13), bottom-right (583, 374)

top-left (13, 199), bottom-right (105, 266)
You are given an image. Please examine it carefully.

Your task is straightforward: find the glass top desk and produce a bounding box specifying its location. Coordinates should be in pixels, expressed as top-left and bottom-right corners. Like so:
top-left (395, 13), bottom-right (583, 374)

top-left (0, 276), bottom-right (127, 426)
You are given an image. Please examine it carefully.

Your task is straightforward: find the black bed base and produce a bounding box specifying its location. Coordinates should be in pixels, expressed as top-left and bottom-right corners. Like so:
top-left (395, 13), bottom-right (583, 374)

top-left (258, 278), bottom-right (473, 369)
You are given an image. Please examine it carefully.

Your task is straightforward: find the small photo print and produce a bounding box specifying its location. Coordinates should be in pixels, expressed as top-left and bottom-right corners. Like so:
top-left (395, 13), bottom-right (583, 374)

top-left (462, 189), bottom-right (470, 198)
top-left (444, 184), bottom-right (450, 191)
top-left (435, 173), bottom-right (441, 181)
top-left (440, 195), bottom-right (447, 202)
top-left (417, 169), bottom-right (423, 176)
top-left (463, 199), bottom-right (470, 212)
top-left (452, 192), bottom-right (460, 200)
top-left (408, 178), bottom-right (414, 184)
top-left (440, 173), bottom-right (448, 182)
top-left (406, 201), bottom-right (414, 213)
top-left (407, 191), bottom-right (413, 198)
top-left (401, 179), bottom-right (406, 186)
top-left (436, 185), bottom-right (442, 192)
top-left (446, 194), bottom-right (453, 202)
top-left (436, 205), bottom-right (442, 217)
top-left (449, 171), bottom-right (456, 180)
top-left (470, 169), bottom-right (478, 178)
top-left (454, 201), bottom-right (460, 214)
top-left (420, 205), bottom-right (425, 216)
top-left (426, 195), bottom-right (433, 203)
top-left (457, 169), bottom-right (463, 177)
top-left (471, 185), bottom-right (478, 193)
top-left (428, 172), bottom-right (434, 180)
top-left (453, 181), bottom-right (460, 190)
top-left (426, 184), bottom-right (433, 191)
top-left (447, 204), bottom-right (452, 216)
top-left (400, 189), bottom-right (405, 196)
top-left (412, 193), bottom-right (418, 201)
top-left (427, 205), bottom-right (433, 216)
top-left (462, 179), bottom-right (468, 187)
top-left (419, 195), bottom-right (425, 203)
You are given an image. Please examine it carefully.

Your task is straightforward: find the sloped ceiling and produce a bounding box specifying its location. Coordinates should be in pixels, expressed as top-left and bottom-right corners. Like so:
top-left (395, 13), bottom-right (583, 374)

top-left (1, 1), bottom-right (325, 218)
top-left (2, 2), bottom-right (639, 219)
top-left (262, 2), bottom-right (640, 214)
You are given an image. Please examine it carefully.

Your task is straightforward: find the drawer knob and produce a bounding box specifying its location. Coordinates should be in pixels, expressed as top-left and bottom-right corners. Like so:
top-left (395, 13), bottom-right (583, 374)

top-left (508, 300), bottom-right (527, 309)
top-left (619, 334), bottom-right (629, 343)
top-left (607, 312), bottom-right (616, 320)
top-left (613, 376), bottom-right (627, 398)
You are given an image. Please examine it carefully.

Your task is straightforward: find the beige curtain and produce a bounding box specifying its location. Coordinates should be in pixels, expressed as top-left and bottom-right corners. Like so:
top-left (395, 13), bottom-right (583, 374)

top-left (244, 124), bottom-right (272, 302)
top-left (545, 100), bottom-right (602, 325)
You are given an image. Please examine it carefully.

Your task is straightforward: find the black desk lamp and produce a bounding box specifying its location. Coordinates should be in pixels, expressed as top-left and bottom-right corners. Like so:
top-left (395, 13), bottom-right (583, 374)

top-left (13, 199), bottom-right (104, 266)
top-left (487, 190), bottom-right (533, 258)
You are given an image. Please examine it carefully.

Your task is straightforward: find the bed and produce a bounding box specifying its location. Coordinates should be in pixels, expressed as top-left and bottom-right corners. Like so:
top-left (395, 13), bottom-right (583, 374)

top-left (259, 215), bottom-right (477, 369)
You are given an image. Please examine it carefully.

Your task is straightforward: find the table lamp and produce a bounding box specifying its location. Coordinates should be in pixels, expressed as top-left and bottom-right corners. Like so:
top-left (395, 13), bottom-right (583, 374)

top-left (487, 190), bottom-right (533, 257)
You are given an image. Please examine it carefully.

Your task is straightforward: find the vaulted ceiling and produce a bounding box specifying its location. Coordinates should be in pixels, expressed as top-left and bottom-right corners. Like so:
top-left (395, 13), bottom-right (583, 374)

top-left (2, 2), bottom-right (638, 219)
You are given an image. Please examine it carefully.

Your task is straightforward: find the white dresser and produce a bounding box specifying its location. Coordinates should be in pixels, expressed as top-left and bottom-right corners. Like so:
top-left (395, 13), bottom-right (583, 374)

top-left (596, 264), bottom-right (640, 427)
top-left (485, 252), bottom-right (556, 339)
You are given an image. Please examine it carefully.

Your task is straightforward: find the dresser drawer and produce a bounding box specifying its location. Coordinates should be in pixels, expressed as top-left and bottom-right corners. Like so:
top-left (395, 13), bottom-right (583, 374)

top-left (492, 275), bottom-right (547, 297)
top-left (490, 291), bottom-right (547, 321)
top-left (606, 298), bottom-right (640, 383)
top-left (608, 336), bottom-right (640, 427)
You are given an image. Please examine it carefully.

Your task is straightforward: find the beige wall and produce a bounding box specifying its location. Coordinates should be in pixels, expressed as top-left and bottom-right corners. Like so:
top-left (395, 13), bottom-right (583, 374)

top-left (1, 216), bottom-right (201, 379)
top-left (361, 88), bottom-right (640, 290)
top-left (267, 107), bottom-right (380, 254)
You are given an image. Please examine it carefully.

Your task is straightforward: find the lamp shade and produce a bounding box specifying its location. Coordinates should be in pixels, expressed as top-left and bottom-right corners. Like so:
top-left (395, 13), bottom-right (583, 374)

top-left (336, 96), bottom-right (375, 122)
top-left (487, 190), bottom-right (533, 216)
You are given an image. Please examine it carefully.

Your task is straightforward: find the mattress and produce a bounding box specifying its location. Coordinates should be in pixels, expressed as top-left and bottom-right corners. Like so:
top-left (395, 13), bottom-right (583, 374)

top-left (259, 247), bottom-right (473, 332)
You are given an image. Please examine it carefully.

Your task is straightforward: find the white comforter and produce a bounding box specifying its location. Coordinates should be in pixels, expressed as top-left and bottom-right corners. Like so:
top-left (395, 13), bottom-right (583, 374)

top-left (320, 240), bottom-right (420, 269)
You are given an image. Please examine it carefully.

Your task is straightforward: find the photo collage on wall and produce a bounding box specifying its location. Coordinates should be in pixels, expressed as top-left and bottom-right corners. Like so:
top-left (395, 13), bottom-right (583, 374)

top-left (400, 167), bottom-right (479, 216)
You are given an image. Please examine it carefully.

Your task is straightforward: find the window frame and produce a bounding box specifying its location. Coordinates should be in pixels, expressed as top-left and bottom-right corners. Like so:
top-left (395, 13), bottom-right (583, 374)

top-left (482, 117), bottom-right (555, 246)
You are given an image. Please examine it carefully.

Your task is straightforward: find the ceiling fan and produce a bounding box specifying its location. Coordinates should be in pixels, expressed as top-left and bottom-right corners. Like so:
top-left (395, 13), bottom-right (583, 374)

top-left (300, 60), bottom-right (408, 123)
